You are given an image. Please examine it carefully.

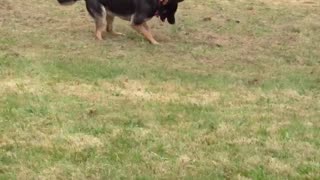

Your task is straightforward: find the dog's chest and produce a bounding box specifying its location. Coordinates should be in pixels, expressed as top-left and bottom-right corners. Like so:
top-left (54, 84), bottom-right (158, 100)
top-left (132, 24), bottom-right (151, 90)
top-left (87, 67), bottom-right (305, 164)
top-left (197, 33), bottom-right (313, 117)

top-left (106, 8), bottom-right (153, 23)
top-left (106, 10), bottom-right (132, 21)
top-left (101, 0), bottom-right (156, 22)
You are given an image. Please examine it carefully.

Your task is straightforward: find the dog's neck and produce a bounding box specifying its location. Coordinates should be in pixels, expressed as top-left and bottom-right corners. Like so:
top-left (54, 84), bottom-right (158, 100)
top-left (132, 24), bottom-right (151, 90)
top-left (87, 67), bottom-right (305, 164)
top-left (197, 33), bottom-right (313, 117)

top-left (155, 0), bottom-right (168, 17)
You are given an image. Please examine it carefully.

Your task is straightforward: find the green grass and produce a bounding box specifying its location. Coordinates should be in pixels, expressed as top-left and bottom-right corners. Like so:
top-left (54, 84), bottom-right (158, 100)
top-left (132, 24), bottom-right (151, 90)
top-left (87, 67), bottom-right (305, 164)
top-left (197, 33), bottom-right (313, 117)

top-left (1, 0), bottom-right (320, 179)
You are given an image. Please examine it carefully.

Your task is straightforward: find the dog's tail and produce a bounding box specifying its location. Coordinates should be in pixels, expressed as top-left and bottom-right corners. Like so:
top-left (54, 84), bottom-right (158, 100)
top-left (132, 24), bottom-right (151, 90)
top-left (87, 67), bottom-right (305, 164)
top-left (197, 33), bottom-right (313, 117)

top-left (57, 0), bottom-right (104, 20)
top-left (84, 0), bottom-right (105, 19)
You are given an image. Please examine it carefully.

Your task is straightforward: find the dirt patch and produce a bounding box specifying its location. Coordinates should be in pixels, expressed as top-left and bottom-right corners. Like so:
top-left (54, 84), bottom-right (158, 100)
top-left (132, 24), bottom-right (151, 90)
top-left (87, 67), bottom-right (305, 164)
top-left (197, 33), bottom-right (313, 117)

top-left (0, 0), bottom-right (14, 26)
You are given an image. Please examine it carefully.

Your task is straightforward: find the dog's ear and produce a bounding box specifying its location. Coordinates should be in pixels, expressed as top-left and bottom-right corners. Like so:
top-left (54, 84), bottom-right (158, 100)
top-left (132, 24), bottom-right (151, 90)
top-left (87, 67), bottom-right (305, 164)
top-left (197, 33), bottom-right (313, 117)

top-left (167, 15), bottom-right (175, 24)
top-left (177, 0), bottom-right (184, 3)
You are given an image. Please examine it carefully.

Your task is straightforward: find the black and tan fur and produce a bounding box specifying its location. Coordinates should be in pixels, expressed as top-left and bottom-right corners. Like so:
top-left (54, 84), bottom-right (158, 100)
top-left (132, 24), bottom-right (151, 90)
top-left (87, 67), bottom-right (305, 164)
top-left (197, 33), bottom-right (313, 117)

top-left (57, 0), bottom-right (183, 44)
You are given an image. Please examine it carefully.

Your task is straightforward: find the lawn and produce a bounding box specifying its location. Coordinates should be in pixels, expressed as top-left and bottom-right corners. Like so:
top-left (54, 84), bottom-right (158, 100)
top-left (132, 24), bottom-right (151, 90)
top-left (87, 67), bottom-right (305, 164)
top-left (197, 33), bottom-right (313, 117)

top-left (0, 0), bottom-right (319, 179)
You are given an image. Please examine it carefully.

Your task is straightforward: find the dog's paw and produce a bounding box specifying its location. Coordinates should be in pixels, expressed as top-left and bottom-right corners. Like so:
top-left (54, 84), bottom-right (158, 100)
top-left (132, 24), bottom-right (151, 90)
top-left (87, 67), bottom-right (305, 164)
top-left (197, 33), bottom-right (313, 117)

top-left (95, 32), bottom-right (106, 40)
top-left (151, 41), bottom-right (160, 45)
top-left (111, 31), bottom-right (125, 36)
top-left (95, 37), bottom-right (104, 41)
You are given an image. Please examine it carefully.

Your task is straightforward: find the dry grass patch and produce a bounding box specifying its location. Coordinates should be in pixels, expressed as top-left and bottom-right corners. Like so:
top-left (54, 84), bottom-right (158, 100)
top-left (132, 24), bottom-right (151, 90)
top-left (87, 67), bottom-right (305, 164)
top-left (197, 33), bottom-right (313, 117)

top-left (262, 0), bottom-right (319, 6)
top-left (266, 157), bottom-right (295, 176)
top-left (1, 0), bottom-right (319, 179)
top-left (55, 80), bottom-right (221, 105)
top-left (1, 128), bottom-right (102, 153)
top-left (59, 133), bottom-right (103, 152)
top-left (0, 78), bottom-right (48, 95)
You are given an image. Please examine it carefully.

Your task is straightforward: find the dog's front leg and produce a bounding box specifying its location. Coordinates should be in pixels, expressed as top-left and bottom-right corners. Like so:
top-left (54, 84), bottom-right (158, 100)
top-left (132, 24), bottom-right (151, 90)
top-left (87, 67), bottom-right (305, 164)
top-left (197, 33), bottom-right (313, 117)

top-left (142, 22), bottom-right (150, 33)
top-left (131, 24), bottom-right (159, 45)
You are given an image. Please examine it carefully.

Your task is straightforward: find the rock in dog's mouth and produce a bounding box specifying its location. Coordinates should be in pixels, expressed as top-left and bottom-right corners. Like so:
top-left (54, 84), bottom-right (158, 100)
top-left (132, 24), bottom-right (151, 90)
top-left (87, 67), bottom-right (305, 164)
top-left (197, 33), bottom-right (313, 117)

top-left (57, 0), bottom-right (78, 5)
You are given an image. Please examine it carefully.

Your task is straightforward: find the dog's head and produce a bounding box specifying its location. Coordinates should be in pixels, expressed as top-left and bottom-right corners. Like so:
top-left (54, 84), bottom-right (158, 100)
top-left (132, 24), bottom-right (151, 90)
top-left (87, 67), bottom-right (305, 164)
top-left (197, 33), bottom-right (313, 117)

top-left (159, 0), bottom-right (184, 24)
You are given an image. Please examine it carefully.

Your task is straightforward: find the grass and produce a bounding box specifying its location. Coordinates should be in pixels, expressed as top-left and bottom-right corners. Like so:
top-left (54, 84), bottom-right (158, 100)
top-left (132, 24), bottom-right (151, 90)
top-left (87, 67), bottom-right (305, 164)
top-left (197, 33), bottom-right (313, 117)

top-left (1, 0), bottom-right (320, 179)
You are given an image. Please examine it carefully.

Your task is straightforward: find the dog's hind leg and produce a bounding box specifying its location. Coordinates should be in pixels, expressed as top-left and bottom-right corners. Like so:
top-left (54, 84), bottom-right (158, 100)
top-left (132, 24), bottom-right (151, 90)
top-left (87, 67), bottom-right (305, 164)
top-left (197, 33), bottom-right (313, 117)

top-left (142, 23), bottom-right (150, 32)
top-left (85, 0), bottom-right (107, 40)
top-left (106, 14), bottom-right (125, 36)
top-left (94, 9), bottom-right (107, 40)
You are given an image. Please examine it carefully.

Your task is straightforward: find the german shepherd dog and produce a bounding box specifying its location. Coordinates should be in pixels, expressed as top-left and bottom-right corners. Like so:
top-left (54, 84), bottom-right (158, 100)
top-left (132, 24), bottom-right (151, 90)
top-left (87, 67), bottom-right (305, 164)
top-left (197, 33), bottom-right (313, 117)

top-left (57, 0), bottom-right (184, 44)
